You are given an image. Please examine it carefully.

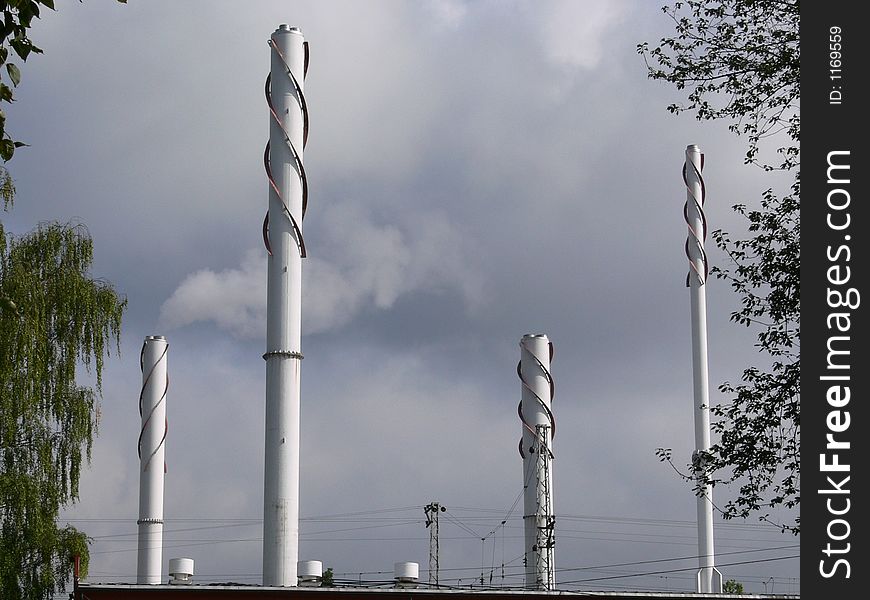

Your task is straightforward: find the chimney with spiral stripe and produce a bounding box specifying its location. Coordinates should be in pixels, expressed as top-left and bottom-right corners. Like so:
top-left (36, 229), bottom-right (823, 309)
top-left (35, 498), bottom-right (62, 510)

top-left (683, 144), bottom-right (723, 593)
top-left (137, 335), bottom-right (169, 584)
top-left (262, 24), bottom-right (309, 587)
top-left (517, 334), bottom-right (555, 590)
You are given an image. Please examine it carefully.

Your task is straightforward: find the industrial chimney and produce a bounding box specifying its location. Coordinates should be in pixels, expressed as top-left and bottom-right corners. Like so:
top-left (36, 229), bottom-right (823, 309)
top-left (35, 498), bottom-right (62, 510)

top-left (517, 334), bottom-right (555, 590)
top-left (683, 144), bottom-right (723, 593)
top-left (262, 23), bottom-right (309, 587)
top-left (137, 335), bottom-right (169, 584)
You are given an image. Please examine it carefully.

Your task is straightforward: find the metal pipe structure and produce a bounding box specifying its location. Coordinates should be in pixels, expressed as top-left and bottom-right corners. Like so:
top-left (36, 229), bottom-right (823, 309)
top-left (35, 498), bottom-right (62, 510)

top-left (137, 335), bottom-right (169, 585)
top-left (517, 334), bottom-right (555, 590)
top-left (262, 23), bottom-right (309, 587)
top-left (424, 502), bottom-right (445, 588)
top-left (683, 144), bottom-right (723, 594)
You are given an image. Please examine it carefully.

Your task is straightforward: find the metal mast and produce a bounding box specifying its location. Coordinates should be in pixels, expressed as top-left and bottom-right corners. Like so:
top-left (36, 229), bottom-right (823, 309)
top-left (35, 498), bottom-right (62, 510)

top-left (424, 502), bottom-right (445, 587)
top-left (137, 335), bottom-right (168, 584)
top-left (518, 334), bottom-right (556, 590)
top-left (262, 24), bottom-right (309, 587)
top-left (683, 144), bottom-right (723, 594)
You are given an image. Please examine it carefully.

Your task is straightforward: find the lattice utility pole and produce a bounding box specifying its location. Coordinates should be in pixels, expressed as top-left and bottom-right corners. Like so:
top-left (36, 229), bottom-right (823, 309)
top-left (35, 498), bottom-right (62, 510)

top-left (424, 502), bottom-right (445, 587)
top-left (532, 424), bottom-right (555, 589)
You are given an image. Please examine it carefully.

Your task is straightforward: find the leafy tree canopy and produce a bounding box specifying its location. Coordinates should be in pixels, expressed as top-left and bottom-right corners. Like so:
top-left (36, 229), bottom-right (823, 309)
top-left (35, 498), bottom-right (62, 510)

top-left (639, 0), bottom-right (799, 171)
top-left (1, 221), bottom-right (126, 599)
top-left (640, 0), bottom-right (800, 533)
top-left (1, 2), bottom-right (128, 598)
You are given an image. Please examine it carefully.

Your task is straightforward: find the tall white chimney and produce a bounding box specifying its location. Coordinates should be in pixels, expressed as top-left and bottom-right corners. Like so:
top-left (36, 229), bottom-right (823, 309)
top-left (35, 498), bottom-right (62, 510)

top-left (262, 23), bottom-right (309, 587)
top-left (518, 334), bottom-right (555, 590)
top-left (137, 335), bottom-right (168, 584)
top-left (683, 144), bottom-right (723, 594)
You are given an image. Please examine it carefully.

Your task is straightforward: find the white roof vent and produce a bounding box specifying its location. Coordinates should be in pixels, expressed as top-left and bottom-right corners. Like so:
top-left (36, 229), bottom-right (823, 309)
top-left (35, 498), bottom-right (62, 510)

top-left (168, 558), bottom-right (194, 585)
top-left (298, 560), bottom-right (323, 587)
top-left (394, 562), bottom-right (419, 588)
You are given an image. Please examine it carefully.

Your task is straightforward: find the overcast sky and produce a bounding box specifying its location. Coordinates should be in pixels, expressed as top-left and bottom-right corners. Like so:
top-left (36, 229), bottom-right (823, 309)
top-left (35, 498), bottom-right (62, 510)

top-left (7, 0), bottom-right (798, 595)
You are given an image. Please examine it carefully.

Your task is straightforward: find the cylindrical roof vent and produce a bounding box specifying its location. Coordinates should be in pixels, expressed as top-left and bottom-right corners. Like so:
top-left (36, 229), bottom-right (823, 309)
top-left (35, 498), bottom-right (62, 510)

top-left (394, 562), bottom-right (419, 588)
top-left (298, 560), bottom-right (323, 586)
top-left (168, 558), bottom-right (194, 585)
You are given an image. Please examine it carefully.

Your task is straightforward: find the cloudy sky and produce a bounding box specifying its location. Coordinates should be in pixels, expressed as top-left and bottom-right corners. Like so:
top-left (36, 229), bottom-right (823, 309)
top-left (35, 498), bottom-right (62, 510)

top-left (7, 0), bottom-right (798, 595)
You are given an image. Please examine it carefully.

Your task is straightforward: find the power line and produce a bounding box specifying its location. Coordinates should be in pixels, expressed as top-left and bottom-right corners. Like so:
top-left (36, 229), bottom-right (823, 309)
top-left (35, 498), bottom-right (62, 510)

top-left (441, 509), bottom-right (480, 538)
top-left (558, 554), bottom-right (799, 586)
top-left (73, 503), bottom-right (797, 589)
top-left (555, 543), bottom-right (799, 575)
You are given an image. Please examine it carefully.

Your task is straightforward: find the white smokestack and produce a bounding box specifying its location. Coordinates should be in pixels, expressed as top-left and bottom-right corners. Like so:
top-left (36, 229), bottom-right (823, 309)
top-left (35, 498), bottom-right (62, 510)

top-left (518, 334), bottom-right (555, 590)
top-left (137, 335), bottom-right (168, 585)
top-left (262, 23), bottom-right (309, 587)
top-left (683, 144), bottom-right (723, 593)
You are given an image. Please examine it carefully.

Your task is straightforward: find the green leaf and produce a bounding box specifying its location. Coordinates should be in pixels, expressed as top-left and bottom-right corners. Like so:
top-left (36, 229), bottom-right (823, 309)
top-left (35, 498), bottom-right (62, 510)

top-left (10, 38), bottom-right (32, 61)
top-left (1, 137), bottom-right (15, 161)
top-left (0, 83), bottom-right (12, 102)
top-left (6, 63), bottom-right (21, 87)
top-left (40, 0), bottom-right (57, 9)
top-left (0, 295), bottom-right (19, 314)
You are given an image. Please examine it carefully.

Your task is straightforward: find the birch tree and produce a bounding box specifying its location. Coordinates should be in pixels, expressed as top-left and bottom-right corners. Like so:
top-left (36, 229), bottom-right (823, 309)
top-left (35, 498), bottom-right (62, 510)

top-left (1, 2), bottom-right (127, 598)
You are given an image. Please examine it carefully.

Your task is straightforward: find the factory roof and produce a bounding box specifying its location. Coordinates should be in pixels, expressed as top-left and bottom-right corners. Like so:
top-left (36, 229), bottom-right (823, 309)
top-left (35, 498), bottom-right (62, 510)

top-left (73, 583), bottom-right (799, 600)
